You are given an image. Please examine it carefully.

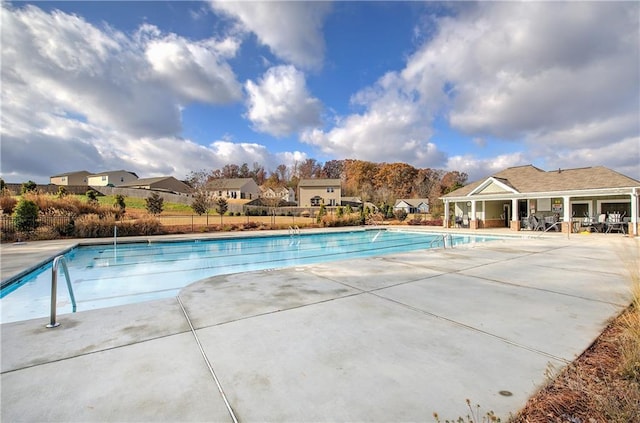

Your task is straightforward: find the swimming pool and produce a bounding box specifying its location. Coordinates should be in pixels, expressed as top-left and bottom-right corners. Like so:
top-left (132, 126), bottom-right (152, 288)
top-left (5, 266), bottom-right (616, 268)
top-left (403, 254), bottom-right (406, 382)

top-left (1, 230), bottom-right (496, 323)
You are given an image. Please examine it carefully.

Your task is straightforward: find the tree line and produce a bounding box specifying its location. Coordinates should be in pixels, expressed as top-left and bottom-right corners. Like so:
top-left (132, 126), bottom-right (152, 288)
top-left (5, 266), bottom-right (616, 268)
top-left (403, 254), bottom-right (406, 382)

top-left (186, 159), bottom-right (468, 214)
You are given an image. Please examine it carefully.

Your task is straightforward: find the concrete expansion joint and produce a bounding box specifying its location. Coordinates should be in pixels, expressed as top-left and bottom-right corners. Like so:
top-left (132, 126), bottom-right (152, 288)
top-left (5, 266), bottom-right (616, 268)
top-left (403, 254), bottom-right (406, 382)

top-left (177, 295), bottom-right (239, 423)
top-left (368, 291), bottom-right (572, 365)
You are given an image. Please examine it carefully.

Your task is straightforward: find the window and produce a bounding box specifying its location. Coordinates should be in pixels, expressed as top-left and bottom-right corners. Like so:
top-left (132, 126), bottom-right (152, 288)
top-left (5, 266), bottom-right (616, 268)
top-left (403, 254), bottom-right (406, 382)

top-left (326, 187), bottom-right (334, 193)
top-left (101, 176), bottom-right (107, 181)
top-left (120, 177), bottom-right (124, 182)
top-left (571, 202), bottom-right (590, 218)
top-left (598, 201), bottom-right (631, 217)
top-left (311, 196), bottom-right (321, 206)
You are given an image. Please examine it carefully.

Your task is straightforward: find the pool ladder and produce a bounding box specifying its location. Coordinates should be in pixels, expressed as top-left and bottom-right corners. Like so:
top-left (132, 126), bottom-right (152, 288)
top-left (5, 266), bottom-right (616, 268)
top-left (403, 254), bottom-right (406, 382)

top-left (429, 234), bottom-right (454, 249)
top-left (46, 255), bottom-right (77, 328)
top-left (288, 225), bottom-right (300, 245)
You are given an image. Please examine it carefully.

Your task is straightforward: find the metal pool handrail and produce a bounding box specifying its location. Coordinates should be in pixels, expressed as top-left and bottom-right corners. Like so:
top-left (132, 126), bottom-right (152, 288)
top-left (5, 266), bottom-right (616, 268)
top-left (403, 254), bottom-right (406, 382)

top-left (46, 255), bottom-right (77, 328)
top-left (429, 234), bottom-right (453, 249)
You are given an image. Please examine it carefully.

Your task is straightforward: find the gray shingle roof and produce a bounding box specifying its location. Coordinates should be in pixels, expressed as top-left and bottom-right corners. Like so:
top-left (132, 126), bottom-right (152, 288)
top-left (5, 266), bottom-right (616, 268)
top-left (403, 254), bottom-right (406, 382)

top-left (298, 179), bottom-right (341, 187)
top-left (443, 165), bottom-right (640, 197)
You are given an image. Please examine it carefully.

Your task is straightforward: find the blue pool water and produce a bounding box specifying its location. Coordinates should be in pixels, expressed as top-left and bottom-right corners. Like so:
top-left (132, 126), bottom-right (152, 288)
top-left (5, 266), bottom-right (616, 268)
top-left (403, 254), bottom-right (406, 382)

top-left (1, 230), bottom-right (496, 323)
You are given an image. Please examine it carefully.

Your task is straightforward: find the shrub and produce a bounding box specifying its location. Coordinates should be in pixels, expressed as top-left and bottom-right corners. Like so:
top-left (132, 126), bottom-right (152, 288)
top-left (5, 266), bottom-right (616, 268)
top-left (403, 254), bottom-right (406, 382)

top-left (57, 186), bottom-right (68, 198)
top-left (21, 180), bottom-right (37, 194)
top-left (113, 194), bottom-right (126, 215)
top-left (145, 192), bottom-right (164, 215)
top-left (130, 217), bottom-right (163, 236)
top-left (74, 215), bottom-right (163, 238)
top-left (0, 194), bottom-right (17, 215)
top-left (74, 214), bottom-right (113, 238)
top-left (13, 199), bottom-right (39, 232)
top-left (394, 209), bottom-right (408, 222)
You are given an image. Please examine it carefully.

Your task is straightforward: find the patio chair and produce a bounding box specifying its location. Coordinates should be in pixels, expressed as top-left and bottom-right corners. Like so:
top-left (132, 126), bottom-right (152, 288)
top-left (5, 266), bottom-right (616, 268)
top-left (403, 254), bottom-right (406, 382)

top-left (461, 215), bottom-right (469, 228)
top-left (580, 215), bottom-right (595, 232)
top-left (544, 215), bottom-right (561, 232)
top-left (531, 215), bottom-right (545, 231)
top-left (606, 213), bottom-right (625, 234)
top-left (594, 213), bottom-right (607, 232)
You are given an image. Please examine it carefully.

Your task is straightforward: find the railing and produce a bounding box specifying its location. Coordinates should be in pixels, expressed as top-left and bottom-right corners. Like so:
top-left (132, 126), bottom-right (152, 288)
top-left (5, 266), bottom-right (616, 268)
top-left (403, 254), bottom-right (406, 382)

top-left (429, 233), bottom-right (453, 249)
top-left (46, 255), bottom-right (77, 328)
top-left (288, 225), bottom-right (300, 245)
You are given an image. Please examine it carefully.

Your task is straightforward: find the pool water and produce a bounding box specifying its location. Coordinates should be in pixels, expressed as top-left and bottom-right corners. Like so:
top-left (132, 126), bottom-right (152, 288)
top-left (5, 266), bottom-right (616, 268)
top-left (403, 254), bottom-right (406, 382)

top-left (1, 230), bottom-right (496, 323)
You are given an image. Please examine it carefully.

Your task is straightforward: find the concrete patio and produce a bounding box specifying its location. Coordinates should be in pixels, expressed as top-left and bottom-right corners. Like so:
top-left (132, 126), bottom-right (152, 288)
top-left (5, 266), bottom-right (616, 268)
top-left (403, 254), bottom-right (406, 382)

top-left (1, 229), bottom-right (638, 421)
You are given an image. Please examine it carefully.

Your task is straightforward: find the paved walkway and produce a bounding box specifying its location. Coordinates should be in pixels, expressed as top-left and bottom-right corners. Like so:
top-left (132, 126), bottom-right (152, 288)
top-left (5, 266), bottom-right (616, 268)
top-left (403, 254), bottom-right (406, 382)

top-left (1, 229), bottom-right (638, 421)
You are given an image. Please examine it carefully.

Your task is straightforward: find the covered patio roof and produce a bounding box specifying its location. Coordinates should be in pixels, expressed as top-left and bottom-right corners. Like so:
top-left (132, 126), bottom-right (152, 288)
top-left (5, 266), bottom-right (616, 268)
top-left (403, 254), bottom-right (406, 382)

top-left (442, 165), bottom-right (640, 200)
top-left (440, 165), bottom-right (640, 235)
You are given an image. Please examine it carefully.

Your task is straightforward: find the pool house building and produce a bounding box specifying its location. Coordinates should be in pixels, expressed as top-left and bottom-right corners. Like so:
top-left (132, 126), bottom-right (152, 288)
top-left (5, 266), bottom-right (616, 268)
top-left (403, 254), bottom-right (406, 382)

top-left (441, 165), bottom-right (640, 236)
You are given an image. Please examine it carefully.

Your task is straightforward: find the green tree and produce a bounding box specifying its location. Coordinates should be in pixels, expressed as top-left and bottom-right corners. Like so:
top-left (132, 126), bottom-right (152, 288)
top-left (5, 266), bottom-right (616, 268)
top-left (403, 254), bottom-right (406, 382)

top-left (57, 186), bottom-right (68, 198)
top-left (317, 203), bottom-right (326, 223)
top-left (336, 206), bottom-right (344, 218)
top-left (13, 199), bottom-right (39, 232)
top-left (215, 197), bottom-right (228, 224)
top-left (145, 192), bottom-right (164, 215)
top-left (86, 189), bottom-right (99, 204)
top-left (114, 194), bottom-right (126, 214)
top-left (0, 178), bottom-right (5, 191)
top-left (191, 191), bottom-right (211, 216)
top-left (21, 180), bottom-right (37, 194)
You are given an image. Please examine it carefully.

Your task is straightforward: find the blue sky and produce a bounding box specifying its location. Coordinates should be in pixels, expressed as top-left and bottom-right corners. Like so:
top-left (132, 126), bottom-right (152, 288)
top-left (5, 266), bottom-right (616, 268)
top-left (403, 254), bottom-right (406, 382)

top-left (2, 1), bottom-right (639, 184)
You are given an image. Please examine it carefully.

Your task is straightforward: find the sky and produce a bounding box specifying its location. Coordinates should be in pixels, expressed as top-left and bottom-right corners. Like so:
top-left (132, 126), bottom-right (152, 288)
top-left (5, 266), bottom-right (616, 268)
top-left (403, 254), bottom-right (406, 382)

top-left (1, 1), bottom-right (639, 185)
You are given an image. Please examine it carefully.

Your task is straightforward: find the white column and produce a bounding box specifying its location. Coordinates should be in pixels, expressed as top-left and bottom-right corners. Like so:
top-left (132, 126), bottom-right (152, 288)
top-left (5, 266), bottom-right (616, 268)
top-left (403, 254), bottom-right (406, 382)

top-left (443, 200), bottom-right (450, 228)
top-left (563, 196), bottom-right (571, 222)
top-left (511, 198), bottom-right (518, 222)
top-left (631, 189), bottom-right (638, 236)
top-left (471, 201), bottom-right (476, 221)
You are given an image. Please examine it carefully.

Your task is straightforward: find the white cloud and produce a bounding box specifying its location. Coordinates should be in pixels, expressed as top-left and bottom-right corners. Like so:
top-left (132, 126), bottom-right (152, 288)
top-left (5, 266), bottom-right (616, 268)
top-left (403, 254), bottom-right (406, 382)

top-left (209, 1), bottom-right (331, 70)
top-left (404, 2), bottom-right (639, 142)
top-left (446, 153), bottom-right (529, 183)
top-left (143, 26), bottom-right (243, 104)
top-left (0, 4), bottom-right (259, 183)
top-left (245, 65), bottom-right (322, 137)
top-left (300, 71), bottom-right (446, 167)
top-left (309, 1), bottom-right (638, 178)
top-left (1, 5), bottom-right (243, 137)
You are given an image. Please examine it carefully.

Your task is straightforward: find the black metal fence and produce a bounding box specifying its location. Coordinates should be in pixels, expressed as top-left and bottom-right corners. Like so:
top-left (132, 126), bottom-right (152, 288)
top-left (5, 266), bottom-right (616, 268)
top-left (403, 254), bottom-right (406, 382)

top-left (1, 215), bottom-right (74, 239)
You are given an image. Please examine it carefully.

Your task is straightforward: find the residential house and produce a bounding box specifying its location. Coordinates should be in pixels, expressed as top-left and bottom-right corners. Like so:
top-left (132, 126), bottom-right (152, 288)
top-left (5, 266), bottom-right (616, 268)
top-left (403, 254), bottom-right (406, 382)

top-left (88, 170), bottom-right (139, 187)
top-left (207, 178), bottom-right (259, 200)
top-left (441, 165), bottom-right (640, 236)
top-left (49, 170), bottom-right (91, 186)
top-left (341, 196), bottom-right (363, 209)
top-left (394, 198), bottom-right (430, 214)
top-left (118, 176), bottom-right (191, 195)
top-left (261, 186), bottom-right (296, 203)
top-left (298, 179), bottom-right (341, 207)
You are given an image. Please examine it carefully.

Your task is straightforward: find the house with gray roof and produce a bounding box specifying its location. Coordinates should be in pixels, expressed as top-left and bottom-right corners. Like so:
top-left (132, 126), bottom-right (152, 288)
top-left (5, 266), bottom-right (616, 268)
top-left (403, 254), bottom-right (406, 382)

top-left (441, 165), bottom-right (640, 236)
top-left (298, 179), bottom-right (341, 207)
top-left (394, 198), bottom-right (430, 214)
top-left (49, 170), bottom-right (91, 186)
top-left (207, 178), bottom-right (259, 200)
top-left (118, 176), bottom-right (191, 195)
top-left (87, 170), bottom-right (138, 187)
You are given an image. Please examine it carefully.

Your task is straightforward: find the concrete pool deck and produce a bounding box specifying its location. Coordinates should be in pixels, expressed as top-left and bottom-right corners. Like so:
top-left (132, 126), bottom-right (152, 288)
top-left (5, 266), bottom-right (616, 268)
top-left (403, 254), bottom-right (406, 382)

top-left (1, 228), bottom-right (638, 421)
